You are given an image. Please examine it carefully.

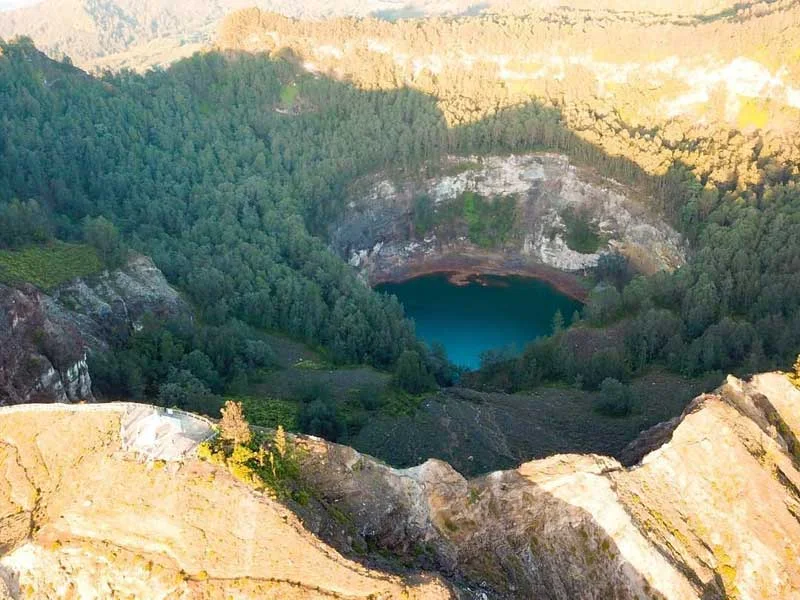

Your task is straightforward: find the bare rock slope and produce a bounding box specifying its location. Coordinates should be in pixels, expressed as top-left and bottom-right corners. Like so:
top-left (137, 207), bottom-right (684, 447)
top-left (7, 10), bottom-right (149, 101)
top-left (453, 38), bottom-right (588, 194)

top-left (1, 373), bottom-right (799, 599)
top-left (299, 372), bottom-right (800, 599)
top-left (333, 153), bottom-right (685, 292)
top-left (0, 254), bottom-right (188, 406)
top-left (0, 403), bottom-right (451, 599)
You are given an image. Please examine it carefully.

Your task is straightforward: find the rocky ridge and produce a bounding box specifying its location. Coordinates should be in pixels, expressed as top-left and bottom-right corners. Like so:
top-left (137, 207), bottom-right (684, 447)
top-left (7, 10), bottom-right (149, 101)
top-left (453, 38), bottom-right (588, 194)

top-left (0, 403), bottom-right (451, 599)
top-left (297, 371), bottom-right (800, 599)
top-left (0, 254), bottom-right (188, 406)
top-left (0, 0), bottom-right (760, 72)
top-left (2, 372), bottom-right (799, 599)
top-left (332, 153), bottom-right (685, 292)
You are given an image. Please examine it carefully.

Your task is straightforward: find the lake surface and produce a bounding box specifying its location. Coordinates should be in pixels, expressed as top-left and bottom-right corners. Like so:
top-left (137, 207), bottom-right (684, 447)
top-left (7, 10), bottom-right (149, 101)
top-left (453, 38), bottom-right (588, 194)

top-left (376, 273), bottom-right (582, 369)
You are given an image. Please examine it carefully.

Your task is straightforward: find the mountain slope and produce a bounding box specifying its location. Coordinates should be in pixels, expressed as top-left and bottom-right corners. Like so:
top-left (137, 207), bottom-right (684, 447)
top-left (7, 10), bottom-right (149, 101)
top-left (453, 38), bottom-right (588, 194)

top-left (2, 372), bottom-right (800, 598)
top-left (0, 252), bottom-right (188, 406)
top-left (287, 371), bottom-right (800, 598)
top-left (0, 0), bottom-right (775, 71)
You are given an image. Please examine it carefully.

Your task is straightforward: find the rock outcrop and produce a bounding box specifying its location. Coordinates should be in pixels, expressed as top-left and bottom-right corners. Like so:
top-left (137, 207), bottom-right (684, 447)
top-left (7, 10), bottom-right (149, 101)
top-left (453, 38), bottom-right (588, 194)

top-left (298, 372), bottom-right (800, 599)
top-left (0, 404), bottom-right (452, 599)
top-left (2, 373), bottom-right (799, 599)
top-left (331, 154), bottom-right (685, 292)
top-left (0, 254), bottom-right (188, 406)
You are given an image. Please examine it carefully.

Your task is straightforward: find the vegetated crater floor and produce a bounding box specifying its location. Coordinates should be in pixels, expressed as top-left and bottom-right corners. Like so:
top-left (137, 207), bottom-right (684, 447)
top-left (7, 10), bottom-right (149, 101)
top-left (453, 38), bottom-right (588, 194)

top-left (331, 153), bottom-right (686, 298)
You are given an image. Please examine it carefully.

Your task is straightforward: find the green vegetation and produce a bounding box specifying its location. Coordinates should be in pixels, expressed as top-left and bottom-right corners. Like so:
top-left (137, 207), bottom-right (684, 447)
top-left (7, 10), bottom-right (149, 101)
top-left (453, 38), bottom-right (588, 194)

top-left (463, 192), bottom-right (517, 248)
top-left (279, 83), bottom-right (298, 107)
top-left (1, 40), bottom-right (423, 377)
top-left (413, 194), bottom-right (435, 237)
top-left (199, 404), bottom-right (302, 498)
top-left (89, 315), bottom-right (279, 416)
top-left (239, 396), bottom-right (300, 430)
top-left (561, 209), bottom-right (605, 254)
top-left (594, 377), bottom-right (634, 417)
top-left (3, 36), bottom-right (800, 449)
top-left (82, 216), bottom-right (127, 269)
top-left (413, 191), bottom-right (517, 248)
top-left (394, 350), bottom-right (436, 394)
top-left (788, 355), bottom-right (800, 388)
top-left (0, 242), bottom-right (102, 291)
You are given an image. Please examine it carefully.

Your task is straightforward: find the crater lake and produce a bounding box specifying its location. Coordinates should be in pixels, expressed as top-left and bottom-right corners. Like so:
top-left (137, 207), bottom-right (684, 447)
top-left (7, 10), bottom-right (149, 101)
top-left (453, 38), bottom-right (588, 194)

top-left (376, 273), bottom-right (582, 369)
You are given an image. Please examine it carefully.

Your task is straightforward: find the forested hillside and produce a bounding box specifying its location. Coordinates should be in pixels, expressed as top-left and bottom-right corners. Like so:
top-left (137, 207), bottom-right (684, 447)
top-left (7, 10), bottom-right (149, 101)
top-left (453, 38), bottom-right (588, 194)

top-left (216, 7), bottom-right (800, 398)
top-left (0, 39), bottom-right (435, 398)
top-left (2, 15), bottom-right (800, 429)
top-left (0, 0), bottom-right (766, 72)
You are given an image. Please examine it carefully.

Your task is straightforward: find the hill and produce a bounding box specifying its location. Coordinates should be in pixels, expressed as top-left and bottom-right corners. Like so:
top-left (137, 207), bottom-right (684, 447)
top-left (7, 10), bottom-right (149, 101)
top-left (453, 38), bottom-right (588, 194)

top-left (0, 0), bottom-right (776, 71)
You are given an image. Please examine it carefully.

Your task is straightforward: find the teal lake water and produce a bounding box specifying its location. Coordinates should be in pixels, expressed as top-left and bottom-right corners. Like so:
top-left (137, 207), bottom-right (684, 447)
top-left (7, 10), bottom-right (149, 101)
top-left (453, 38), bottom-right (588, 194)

top-left (377, 273), bottom-right (582, 369)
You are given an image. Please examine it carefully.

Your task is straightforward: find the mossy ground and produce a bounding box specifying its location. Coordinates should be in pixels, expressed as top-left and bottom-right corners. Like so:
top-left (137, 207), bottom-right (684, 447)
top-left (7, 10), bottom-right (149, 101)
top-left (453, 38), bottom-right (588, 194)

top-left (0, 241), bottom-right (103, 291)
top-left (414, 190), bottom-right (517, 248)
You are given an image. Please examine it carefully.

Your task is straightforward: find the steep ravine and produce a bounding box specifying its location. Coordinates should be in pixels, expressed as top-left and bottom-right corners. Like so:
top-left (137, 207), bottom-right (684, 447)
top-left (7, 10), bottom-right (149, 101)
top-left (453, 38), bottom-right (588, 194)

top-left (330, 153), bottom-right (686, 298)
top-left (2, 372), bottom-right (800, 599)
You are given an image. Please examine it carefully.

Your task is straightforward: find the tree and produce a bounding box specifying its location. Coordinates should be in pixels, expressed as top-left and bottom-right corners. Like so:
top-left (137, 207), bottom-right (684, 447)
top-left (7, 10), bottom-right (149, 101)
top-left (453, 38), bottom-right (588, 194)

top-left (298, 399), bottom-right (343, 441)
top-left (584, 285), bottom-right (622, 325)
top-left (220, 400), bottom-right (251, 446)
top-left (157, 368), bottom-right (222, 417)
top-left (274, 424), bottom-right (287, 458)
top-left (0, 198), bottom-right (52, 248)
top-left (596, 252), bottom-right (629, 289)
top-left (395, 350), bottom-right (436, 394)
top-left (552, 309), bottom-right (564, 335)
top-left (83, 216), bottom-right (126, 268)
top-left (594, 378), bottom-right (633, 417)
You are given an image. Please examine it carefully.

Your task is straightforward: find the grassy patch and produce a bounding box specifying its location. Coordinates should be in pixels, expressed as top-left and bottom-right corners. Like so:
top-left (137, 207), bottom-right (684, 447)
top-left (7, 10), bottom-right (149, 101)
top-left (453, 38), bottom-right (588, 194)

top-left (0, 241), bottom-right (103, 291)
top-left (293, 358), bottom-right (331, 370)
top-left (561, 209), bottom-right (605, 254)
top-left (463, 192), bottom-right (517, 248)
top-left (236, 396), bottom-right (300, 430)
top-left (279, 83), bottom-right (299, 107)
top-left (439, 159), bottom-right (482, 177)
top-left (414, 190), bottom-right (517, 248)
top-left (380, 387), bottom-right (426, 417)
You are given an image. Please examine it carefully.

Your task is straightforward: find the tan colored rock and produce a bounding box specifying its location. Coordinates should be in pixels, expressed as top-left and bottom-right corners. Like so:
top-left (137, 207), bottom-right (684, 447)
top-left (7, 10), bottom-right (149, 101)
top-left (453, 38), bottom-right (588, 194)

top-left (299, 372), bottom-right (800, 599)
top-left (3, 373), bottom-right (800, 599)
top-left (0, 409), bottom-right (453, 599)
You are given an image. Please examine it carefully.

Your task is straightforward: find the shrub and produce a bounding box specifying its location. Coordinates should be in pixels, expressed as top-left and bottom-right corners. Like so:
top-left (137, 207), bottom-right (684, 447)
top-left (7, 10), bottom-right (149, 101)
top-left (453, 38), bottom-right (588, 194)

top-left (594, 377), bottom-right (633, 417)
top-left (298, 399), bottom-right (344, 441)
top-left (395, 350), bottom-right (436, 394)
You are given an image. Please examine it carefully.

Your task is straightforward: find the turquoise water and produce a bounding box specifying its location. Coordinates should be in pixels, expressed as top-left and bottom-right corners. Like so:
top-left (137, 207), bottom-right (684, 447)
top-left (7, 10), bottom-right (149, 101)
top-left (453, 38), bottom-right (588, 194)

top-left (377, 273), bottom-right (582, 369)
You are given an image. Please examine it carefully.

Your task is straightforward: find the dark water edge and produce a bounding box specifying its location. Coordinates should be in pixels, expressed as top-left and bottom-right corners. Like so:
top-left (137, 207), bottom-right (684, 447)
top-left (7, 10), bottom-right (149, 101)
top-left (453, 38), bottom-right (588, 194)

top-left (376, 273), bottom-right (582, 369)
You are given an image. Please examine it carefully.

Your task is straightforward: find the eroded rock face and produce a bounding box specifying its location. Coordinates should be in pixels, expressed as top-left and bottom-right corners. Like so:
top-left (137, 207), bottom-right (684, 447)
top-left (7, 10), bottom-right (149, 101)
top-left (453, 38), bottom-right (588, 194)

top-left (298, 372), bottom-right (800, 599)
top-left (0, 405), bottom-right (452, 599)
top-left (0, 255), bottom-right (188, 406)
top-left (331, 154), bottom-right (685, 290)
top-left (2, 373), bottom-right (798, 599)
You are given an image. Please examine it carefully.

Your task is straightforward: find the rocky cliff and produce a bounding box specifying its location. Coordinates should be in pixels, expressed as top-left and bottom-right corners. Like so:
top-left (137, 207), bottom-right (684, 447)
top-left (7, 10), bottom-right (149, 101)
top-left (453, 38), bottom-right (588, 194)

top-left (2, 372), bottom-right (799, 599)
top-left (0, 254), bottom-right (188, 406)
top-left (297, 372), bottom-right (800, 599)
top-left (0, 403), bottom-right (451, 599)
top-left (332, 154), bottom-right (685, 294)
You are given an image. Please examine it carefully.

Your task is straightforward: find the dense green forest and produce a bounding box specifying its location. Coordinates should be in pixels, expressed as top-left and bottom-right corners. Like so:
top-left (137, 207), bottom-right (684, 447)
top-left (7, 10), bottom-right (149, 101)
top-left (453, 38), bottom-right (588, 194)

top-left (0, 40), bottom-right (439, 394)
top-left (2, 37), bottom-right (800, 424)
